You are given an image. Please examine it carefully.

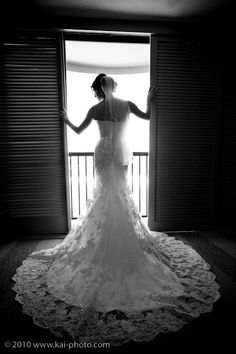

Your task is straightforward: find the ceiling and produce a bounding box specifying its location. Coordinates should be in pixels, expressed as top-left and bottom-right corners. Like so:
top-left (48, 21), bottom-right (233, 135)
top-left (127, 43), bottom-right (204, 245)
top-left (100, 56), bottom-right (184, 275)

top-left (4, 0), bottom-right (235, 23)
top-left (66, 41), bottom-right (150, 74)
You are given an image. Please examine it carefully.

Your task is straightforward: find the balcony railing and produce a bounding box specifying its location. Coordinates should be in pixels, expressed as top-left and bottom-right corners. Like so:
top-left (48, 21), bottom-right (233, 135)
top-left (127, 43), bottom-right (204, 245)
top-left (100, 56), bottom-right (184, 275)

top-left (68, 152), bottom-right (149, 219)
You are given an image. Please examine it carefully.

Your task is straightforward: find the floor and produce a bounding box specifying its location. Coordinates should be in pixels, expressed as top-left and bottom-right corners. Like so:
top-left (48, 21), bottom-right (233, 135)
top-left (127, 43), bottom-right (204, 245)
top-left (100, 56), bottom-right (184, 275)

top-left (0, 230), bottom-right (236, 353)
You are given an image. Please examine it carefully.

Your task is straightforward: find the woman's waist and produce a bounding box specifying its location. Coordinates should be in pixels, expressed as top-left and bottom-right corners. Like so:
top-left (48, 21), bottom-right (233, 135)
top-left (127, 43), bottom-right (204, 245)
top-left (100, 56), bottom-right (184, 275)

top-left (99, 135), bottom-right (123, 140)
top-left (97, 136), bottom-right (125, 148)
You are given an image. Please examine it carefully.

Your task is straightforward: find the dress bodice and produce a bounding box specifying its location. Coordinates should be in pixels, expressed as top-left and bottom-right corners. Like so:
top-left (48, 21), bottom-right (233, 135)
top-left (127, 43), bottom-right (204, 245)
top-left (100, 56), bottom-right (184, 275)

top-left (94, 97), bottom-right (130, 139)
top-left (96, 120), bottom-right (127, 139)
top-left (94, 121), bottom-right (131, 169)
top-left (94, 99), bottom-right (131, 167)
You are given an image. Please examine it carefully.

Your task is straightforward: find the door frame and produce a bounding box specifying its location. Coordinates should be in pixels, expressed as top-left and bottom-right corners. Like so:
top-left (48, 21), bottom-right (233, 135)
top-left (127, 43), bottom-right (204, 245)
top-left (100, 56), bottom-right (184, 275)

top-left (61, 30), bottom-right (151, 226)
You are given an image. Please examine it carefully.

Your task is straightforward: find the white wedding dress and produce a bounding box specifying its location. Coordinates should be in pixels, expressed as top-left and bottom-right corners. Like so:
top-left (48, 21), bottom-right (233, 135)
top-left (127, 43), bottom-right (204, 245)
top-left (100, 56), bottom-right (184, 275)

top-left (12, 93), bottom-right (220, 345)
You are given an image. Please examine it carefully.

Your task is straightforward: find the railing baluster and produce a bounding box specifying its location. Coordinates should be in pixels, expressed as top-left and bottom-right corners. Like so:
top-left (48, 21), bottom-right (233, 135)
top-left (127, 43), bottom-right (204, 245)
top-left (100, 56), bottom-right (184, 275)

top-left (69, 152), bottom-right (148, 219)
top-left (69, 155), bottom-right (73, 218)
top-left (85, 155), bottom-right (88, 202)
top-left (78, 155), bottom-right (81, 216)
top-left (131, 156), bottom-right (134, 194)
top-left (146, 154), bottom-right (148, 217)
top-left (93, 155), bottom-right (95, 186)
top-left (139, 155), bottom-right (141, 213)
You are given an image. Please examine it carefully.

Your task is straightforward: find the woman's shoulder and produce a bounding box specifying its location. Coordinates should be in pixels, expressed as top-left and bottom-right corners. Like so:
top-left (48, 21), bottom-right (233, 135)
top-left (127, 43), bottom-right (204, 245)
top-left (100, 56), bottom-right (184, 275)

top-left (89, 101), bottom-right (104, 120)
top-left (89, 101), bottom-right (103, 114)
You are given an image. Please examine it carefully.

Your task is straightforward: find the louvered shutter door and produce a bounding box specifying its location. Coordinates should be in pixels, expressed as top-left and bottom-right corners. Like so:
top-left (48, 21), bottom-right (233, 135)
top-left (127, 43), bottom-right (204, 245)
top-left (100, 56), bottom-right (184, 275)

top-left (220, 48), bottom-right (236, 228)
top-left (148, 36), bottom-right (219, 231)
top-left (0, 33), bottom-right (69, 236)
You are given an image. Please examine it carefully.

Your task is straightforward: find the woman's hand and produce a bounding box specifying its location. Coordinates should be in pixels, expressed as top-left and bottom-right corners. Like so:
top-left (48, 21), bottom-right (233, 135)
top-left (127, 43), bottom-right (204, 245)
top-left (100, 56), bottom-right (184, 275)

top-left (147, 86), bottom-right (157, 106)
top-left (59, 109), bottom-right (69, 123)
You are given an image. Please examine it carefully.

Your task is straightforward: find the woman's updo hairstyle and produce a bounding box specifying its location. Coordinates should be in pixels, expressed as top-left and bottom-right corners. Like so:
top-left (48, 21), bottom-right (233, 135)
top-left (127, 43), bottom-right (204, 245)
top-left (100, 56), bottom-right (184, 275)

top-left (91, 73), bottom-right (106, 99)
top-left (91, 73), bottom-right (117, 99)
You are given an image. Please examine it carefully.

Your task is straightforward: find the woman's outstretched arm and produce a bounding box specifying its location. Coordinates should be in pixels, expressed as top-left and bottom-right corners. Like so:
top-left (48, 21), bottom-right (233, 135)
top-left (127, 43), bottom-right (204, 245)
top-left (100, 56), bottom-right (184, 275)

top-left (128, 86), bottom-right (157, 120)
top-left (60, 107), bottom-right (94, 134)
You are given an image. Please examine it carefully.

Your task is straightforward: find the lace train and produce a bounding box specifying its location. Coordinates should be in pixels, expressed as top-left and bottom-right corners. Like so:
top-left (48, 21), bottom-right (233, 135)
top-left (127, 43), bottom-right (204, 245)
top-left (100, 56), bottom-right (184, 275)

top-left (12, 180), bottom-right (220, 345)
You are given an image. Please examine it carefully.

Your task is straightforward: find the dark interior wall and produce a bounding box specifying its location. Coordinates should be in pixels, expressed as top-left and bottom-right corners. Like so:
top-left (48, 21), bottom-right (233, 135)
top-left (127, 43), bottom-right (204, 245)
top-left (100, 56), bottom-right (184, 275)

top-left (218, 34), bottom-right (236, 228)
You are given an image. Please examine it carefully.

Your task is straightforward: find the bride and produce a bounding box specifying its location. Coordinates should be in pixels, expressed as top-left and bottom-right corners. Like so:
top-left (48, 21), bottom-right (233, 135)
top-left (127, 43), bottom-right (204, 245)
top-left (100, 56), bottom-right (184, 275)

top-left (12, 73), bottom-right (220, 345)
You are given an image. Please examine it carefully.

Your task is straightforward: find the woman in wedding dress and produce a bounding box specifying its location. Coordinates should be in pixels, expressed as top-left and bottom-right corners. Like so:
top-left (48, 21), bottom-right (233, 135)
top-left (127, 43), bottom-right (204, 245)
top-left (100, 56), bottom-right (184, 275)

top-left (12, 73), bottom-right (220, 345)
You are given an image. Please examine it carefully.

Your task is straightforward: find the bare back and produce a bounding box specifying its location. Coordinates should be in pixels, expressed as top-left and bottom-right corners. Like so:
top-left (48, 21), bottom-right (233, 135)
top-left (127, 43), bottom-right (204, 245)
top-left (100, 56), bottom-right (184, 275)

top-left (92, 97), bottom-right (130, 122)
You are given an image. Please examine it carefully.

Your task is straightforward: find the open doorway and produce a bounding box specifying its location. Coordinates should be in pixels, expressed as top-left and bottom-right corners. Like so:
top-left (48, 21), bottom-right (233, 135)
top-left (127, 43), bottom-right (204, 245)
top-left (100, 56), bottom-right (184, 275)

top-left (65, 37), bottom-right (150, 220)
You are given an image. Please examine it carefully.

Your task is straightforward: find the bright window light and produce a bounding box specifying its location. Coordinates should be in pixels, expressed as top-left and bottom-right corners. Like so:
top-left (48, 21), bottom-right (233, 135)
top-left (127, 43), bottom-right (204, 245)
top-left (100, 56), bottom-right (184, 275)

top-left (65, 41), bottom-right (150, 153)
